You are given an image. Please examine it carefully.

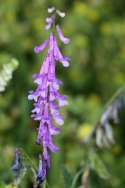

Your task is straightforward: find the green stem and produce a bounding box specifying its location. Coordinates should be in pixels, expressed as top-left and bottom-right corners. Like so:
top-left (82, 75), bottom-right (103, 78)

top-left (70, 169), bottom-right (83, 188)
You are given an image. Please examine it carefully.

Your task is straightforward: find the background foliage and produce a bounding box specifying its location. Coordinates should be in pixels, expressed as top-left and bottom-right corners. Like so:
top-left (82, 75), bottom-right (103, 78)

top-left (1, 0), bottom-right (125, 187)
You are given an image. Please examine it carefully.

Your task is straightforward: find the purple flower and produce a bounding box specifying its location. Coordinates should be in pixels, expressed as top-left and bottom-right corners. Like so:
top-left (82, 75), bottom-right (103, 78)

top-left (12, 149), bottom-right (22, 172)
top-left (36, 155), bottom-right (50, 185)
top-left (45, 15), bottom-right (55, 30)
top-left (56, 25), bottom-right (70, 44)
top-left (28, 8), bottom-right (70, 185)
top-left (34, 39), bottom-right (49, 53)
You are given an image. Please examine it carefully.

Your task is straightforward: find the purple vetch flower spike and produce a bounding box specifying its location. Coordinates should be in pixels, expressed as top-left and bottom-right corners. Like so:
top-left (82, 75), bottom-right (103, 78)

top-left (28, 8), bottom-right (70, 185)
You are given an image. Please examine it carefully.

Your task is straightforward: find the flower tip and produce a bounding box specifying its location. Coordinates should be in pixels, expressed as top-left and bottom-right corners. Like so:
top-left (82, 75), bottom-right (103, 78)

top-left (57, 118), bottom-right (64, 126)
top-left (28, 95), bottom-right (33, 100)
top-left (56, 25), bottom-right (70, 44)
top-left (56, 10), bottom-right (65, 18)
top-left (62, 61), bottom-right (70, 67)
top-left (34, 47), bottom-right (40, 53)
top-left (48, 6), bottom-right (55, 13)
top-left (45, 24), bottom-right (51, 30)
top-left (64, 38), bottom-right (70, 44)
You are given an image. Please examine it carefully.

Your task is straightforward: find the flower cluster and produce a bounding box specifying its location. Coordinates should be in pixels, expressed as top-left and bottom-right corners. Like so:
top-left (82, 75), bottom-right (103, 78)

top-left (12, 149), bottom-right (22, 172)
top-left (28, 8), bottom-right (70, 185)
top-left (96, 96), bottom-right (125, 148)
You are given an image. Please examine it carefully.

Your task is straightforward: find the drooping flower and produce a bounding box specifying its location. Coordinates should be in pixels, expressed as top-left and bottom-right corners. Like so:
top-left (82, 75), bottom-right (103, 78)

top-left (12, 149), bottom-right (22, 172)
top-left (96, 96), bottom-right (125, 148)
top-left (28, 8), bottom-right (70, 185)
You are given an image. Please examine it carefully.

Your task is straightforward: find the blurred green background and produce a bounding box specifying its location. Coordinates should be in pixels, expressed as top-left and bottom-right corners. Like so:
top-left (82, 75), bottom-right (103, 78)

top-left (1, 0), bottom-right (125, 187)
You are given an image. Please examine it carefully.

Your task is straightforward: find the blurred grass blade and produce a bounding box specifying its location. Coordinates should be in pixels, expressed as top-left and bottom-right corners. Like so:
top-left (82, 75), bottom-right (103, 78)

top-left (89, 151), bottom-right (110, 179)
top-left (70, 169), bottom-right (83, 188)
top-left (62, 167), bottom-right (73, 188)
top-left (13, 167), bottom-right (27, 186)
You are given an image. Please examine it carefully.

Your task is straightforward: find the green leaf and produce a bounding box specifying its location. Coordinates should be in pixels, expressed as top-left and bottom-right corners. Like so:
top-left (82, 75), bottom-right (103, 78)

top-left (0, 54), bottom-right (19, 93)
top-left (5, 184), bottom-right (18, 188)
top-left (0, 182), bottom-right (6, 188)
top-left (0, 113), bottom-right (12, 131)
top-left (89, 152), bottom-right (110, 179)
top-left (62, 167), bottom-right (73, 188)
top-left (70, 169), bottom-right (83, 188)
